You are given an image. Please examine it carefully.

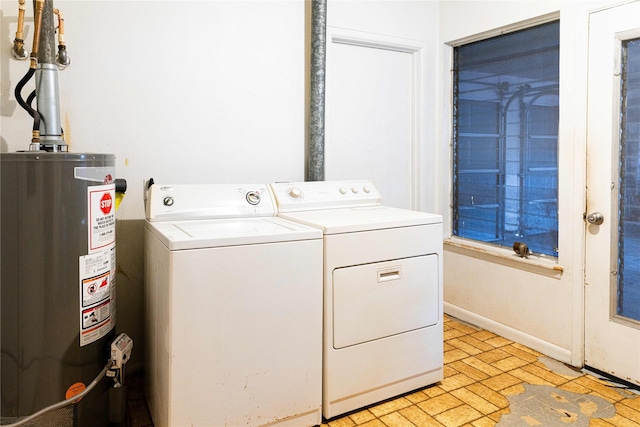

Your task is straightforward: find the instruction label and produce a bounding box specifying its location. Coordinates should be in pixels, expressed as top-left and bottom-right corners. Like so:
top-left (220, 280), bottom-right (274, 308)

top-left (88, 184), bottom-right (116, 253)
top-left (79, 245), bottom-right (116, 346)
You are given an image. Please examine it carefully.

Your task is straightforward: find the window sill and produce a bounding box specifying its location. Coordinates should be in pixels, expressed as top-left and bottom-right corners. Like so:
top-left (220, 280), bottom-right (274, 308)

top-left (444, 238), bottom-right (564, 278)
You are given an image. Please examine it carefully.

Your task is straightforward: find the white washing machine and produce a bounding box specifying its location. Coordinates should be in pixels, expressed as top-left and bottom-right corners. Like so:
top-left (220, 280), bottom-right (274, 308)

top-left (270, 180), bottom-right (443, 419)
top-left (144, 183), bottom-right (323, 427)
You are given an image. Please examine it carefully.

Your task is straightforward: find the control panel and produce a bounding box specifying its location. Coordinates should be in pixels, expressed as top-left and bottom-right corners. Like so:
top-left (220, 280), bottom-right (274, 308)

top-left (146, 183), bottom-right (276, 221)
top-left (270, 180), bottom-right (382, 212)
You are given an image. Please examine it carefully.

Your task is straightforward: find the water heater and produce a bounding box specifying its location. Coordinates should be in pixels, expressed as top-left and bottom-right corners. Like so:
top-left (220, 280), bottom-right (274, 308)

top-left (1, 153), bottom-right (118, 426)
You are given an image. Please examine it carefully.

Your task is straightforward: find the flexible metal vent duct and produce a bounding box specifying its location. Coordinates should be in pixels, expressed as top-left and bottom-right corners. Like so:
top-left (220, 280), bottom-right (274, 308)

top-left (307, 0), bottom-right (327, 181)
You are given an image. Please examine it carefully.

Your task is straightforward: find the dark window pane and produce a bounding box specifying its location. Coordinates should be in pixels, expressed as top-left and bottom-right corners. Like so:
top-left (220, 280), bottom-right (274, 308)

top-left (452, 21), bottom-right (559, 256)
top-left (618, 38), bottom-right (640, 321)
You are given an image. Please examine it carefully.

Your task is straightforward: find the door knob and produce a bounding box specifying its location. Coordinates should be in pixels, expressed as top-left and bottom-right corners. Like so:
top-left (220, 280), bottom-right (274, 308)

top-left (586, 212), bottom-right (604, 225)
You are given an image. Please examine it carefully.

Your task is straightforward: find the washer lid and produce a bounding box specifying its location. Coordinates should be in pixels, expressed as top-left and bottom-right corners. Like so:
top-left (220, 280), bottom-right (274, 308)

top-left (146, 216), bottom-right (322, 250)
top-left (279, 206), bottom-right (442, 234)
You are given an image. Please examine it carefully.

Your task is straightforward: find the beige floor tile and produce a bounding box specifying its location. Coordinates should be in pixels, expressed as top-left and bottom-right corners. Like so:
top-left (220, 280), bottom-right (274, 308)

top-left (461, 357), bottom-right (503, 377)
top-left (369, 398), bottom-right (413, 418)
top-left (423, 386), bottom-right (447, 398)
top-left (418, 393), bottom-right (464, 416)
top-left (349, 409), bottom-right (377, 425)
top-left (509, 342), bottom-right (542, 357)
top-left (448, 322), bottom-right (481, 335)
top-left (520, 362), bottom-right (571, 386)
top-left (444, 328), bottom-right (467, 340)
top-left (508, 367), bottom-right (555, 386)
top-left (470, 417), bottom-right (497, 427)
top-left (500, 344), bottom-right (541, 363)
top-left (599, 412), bottom-right (640, 427)
top-left (444, 364), bottom-right (460, 378)
top-left (589, 418), bottom-right (617, 426)
top-left (465, 382), bottom-right (511, 409)
top-left (444, 349), bottom-right (470, 364)
top-left (379, 412), bottom-right (416, 427)
top-left (443, 342), bottom-right (455, 352)
top-left (558, 379), bottom-right (592, 394)
top-left (327, 417), bottom-right (357, 427)
top-left (357, 420), bottom-right (388, 427)
top-left (405, 390), bottom-right (431, 404)
top-left (398, 406), bottom-right (444, 427)
top-left (615, 403), bottom-right (640, 424)
top-left (447, 338), bottom-right (484, 356)
top-left (434, 404), bottom-right (483, 427)
top-left (447, 360), bottom-right (490, 382)
top-left (439, 373), bottom-right (476, 392)
top-left (575, 376), bottom-right (629, 402)
top-left (484, 336), bottom-right (512, 348)
top-left (474, 349), bottom-right (511, 365)
top-left (488, 407), bottom-right (510, 423)
top-left (456, 335), bottom-right (495, 352)
top-left (500, 383), bottom-right (526, 396)
top-left (490, 355), bottom-right (530, 371)
top-left (481, 373), bottom-right (522, 391)
top-left (470, 330), bottom-right (498, 341)
top-left (620, 394), bottom-right (640, 412)
top-left (450, 388), bottom-right (500, 415)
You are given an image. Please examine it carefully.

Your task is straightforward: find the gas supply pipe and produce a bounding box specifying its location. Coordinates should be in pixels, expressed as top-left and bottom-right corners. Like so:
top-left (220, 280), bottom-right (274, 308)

top-left (54, 8), bottom-right (70, 68)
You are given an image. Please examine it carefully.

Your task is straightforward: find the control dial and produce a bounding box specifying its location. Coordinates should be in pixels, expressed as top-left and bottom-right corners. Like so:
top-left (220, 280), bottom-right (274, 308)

top-left (245, 191), bottom-right (261, 205)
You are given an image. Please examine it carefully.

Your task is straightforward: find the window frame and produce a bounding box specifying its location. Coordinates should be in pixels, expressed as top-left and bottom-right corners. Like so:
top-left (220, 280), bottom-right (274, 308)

top-left (445, 15), bottom-right (562, 264)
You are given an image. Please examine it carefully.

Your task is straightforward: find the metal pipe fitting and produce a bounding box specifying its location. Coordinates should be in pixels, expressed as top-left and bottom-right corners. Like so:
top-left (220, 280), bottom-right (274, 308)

top-left (54, 8), bottom-right (70, 69)
top-left (11, 0), bottom-right (28, 59)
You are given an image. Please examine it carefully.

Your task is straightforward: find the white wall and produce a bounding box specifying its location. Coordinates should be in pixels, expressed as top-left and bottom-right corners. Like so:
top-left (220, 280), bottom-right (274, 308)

top-left (2, 0), bottom-right (308, 220)
top-left (1, 0), bottom-right (308, 372)
top-left (438, 0), bottom-right (621, 366)
top-left (1, 0), bottom-right (439, 373)
top-left (327, 0), bottom-right (440, 213)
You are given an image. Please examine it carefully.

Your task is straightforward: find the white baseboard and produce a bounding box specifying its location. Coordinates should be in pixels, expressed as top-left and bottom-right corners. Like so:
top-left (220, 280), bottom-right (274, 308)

top-left (444, 302), bottom-right (573, 365)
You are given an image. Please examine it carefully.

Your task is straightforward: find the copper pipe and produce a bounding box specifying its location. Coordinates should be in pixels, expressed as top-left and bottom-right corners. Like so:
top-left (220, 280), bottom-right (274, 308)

top-left (11, 0), bottom-right (28, 59)
top-left (30, 0), bottom-right (45, 68)
top-left (53, 8), bottom-right (65, 46)
top-left (53, 7), bottom-right (69, 68)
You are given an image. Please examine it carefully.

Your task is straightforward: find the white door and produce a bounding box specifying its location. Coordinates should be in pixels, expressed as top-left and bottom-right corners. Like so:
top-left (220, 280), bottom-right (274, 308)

top-left (324, 28), bottom-right (426, 209)
top-left (585, 0), bottom-right (640, 386)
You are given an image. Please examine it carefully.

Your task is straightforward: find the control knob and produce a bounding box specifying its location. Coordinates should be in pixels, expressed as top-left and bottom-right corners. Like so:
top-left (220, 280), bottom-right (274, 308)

top-left (288, 187), bottom-right (302, 199)
top-left (246, 191), bottom-right (261, 205)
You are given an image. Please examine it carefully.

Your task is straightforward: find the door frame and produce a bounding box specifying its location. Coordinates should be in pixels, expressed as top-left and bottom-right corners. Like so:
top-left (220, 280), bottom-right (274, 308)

top-left (324, 26), bottom-right (428, 210)
top-left (584, 0), bottom-right (640, 384)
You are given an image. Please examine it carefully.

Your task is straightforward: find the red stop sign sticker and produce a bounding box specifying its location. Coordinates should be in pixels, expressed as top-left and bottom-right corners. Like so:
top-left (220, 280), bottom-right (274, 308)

top-left (100, 193), bottom-right (113, 215)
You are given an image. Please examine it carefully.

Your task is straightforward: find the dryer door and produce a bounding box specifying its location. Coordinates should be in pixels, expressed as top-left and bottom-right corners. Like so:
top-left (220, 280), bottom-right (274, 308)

top-left (332, 255), bottom-right (439, 349)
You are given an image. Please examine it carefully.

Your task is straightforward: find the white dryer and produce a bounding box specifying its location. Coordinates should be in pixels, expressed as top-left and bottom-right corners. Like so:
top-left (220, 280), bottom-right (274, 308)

top-left (270, 180), bottom-right (443, 419)
top-left (144, 183), bottom-right (323, 427)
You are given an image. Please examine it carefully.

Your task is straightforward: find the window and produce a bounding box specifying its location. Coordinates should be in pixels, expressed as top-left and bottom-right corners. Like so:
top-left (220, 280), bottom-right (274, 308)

top-left (617, 38), bottom-right (640, 320)
top-left (452, 21), bottom-right (560, 257)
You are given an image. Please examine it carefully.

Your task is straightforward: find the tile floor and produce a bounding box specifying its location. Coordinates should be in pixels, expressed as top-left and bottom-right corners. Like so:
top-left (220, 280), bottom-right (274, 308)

top-left (127, 315), bottom-right (640, 427)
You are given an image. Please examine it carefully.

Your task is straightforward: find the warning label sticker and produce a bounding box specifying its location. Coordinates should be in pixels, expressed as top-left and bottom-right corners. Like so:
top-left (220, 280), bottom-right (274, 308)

top-left (79, 245), bottom-right (116, 346)
top-left (88, 184), bottom-right (116, 253)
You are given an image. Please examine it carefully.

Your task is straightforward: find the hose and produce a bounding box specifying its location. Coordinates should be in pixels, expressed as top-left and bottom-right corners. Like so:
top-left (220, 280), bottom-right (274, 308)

top-left (3, 362), bottom-right (114, 426)
top-left (14, 68), bottom-right (41, 136)
top-left (25, 90), bottom-right (36, 111)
